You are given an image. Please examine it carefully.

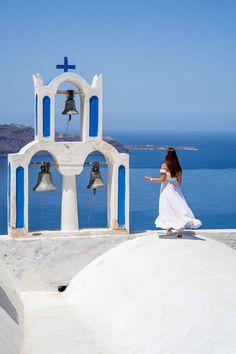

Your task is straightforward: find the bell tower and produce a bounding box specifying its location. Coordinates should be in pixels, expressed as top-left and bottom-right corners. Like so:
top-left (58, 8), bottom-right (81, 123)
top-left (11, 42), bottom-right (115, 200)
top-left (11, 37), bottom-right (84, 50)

top-left (7, 58), bottom-right (130, 237)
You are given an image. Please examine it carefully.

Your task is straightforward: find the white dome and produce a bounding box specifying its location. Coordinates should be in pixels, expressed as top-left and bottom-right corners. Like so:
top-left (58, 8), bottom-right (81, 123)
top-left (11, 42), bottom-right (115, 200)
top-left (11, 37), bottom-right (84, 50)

top-left (66, 235), bottom-right (236, 354)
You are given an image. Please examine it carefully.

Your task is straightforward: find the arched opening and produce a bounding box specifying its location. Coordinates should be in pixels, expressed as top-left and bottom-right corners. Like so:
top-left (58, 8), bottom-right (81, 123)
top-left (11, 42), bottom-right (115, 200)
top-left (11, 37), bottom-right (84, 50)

top-left (55, 82), bottom-right (82, 141)
top-left (28, 151), bottom-right (62, 232)
top-left (77, 151), bottom-right (108, 228)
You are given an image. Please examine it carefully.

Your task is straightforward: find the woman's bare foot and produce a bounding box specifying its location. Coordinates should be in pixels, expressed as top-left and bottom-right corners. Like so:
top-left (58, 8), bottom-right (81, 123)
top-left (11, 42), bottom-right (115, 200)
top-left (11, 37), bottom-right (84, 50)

top-left (166, 228), bottom-right (173, 236)
top-left (177, 228), bottom-right (184, 237)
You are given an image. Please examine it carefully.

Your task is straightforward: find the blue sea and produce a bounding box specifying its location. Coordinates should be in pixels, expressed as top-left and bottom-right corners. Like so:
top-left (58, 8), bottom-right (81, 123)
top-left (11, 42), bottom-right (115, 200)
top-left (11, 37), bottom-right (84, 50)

top-left (0, 132), bottom-right (236, 234)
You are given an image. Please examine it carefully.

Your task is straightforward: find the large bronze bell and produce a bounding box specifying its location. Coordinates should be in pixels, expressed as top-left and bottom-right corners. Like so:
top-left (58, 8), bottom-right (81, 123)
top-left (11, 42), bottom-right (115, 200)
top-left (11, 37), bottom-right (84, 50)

top-left (62, 90), bottom-right (79, 117)
top-left (33, 162), bottom-right (56, 192)
top-left (87, 162), bottom-right (105, 195)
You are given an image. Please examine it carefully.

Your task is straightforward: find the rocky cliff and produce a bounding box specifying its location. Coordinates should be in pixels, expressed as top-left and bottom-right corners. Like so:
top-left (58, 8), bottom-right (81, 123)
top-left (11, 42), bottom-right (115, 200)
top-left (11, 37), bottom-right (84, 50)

top-left (0, 124), bottom-right (129, 155)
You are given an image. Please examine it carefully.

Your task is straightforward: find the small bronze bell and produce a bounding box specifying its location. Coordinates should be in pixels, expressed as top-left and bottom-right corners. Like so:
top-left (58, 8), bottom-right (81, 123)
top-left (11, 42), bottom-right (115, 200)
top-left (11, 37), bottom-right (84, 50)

top-left (87, 162), bottom-right (105, 195)
top-left (62, 90), bottom-right (79, 117)
top-left (33, 162), bottom-right (56, 192)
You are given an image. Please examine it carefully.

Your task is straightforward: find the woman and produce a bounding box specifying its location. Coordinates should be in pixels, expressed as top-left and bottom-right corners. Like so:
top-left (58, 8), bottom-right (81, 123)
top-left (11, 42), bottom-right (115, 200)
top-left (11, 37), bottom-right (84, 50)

top-left (144, 147), bottom-right (201, 237)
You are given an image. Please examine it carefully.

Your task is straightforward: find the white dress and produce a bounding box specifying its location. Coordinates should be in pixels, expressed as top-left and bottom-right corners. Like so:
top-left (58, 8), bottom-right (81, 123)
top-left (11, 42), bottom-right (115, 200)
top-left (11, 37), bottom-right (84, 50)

top-left (155, 168), bottom-right (202, 230)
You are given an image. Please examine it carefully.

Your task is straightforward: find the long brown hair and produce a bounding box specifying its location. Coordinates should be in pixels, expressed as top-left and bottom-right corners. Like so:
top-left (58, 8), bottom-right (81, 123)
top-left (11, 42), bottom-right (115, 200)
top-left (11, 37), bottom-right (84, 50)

top-left (165, 148), bottom-right (182, 177)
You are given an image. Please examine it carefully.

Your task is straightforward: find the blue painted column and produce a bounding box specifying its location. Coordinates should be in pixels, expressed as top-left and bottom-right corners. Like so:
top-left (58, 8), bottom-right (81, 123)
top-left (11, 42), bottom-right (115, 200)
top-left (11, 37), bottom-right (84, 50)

top-left (89, 96), bottom-right (99, 137)
top-left (8, 163), bottom-right (11, 226)
top-left (35, 94), bottom-right (38, 137)
top-left (118, 165), bottom-right (126, 227)
top-left (16, 166), bottom-right (24, 228)
top-left (43, 96), bottom-right (50, 137)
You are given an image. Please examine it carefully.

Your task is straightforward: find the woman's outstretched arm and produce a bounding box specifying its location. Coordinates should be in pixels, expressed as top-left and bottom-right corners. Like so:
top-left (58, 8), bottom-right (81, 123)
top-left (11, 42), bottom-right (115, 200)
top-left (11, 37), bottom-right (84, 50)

top-left (144, 163), bottom-right (167, 183)
top-left (144, 174), bottom-right (166, 183)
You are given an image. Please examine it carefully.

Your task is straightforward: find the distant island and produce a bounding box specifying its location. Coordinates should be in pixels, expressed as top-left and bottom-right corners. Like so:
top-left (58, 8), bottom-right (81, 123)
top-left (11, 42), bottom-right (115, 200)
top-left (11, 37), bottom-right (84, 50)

top-left (0, 124), bottom-right (129, 155)
top-left (0, 124), bottom-right (197, 156)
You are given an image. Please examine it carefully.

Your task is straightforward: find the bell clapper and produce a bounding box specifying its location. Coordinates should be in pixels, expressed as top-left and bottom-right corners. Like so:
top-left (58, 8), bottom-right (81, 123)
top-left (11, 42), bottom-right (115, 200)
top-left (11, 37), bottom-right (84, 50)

top-left (87, 192), bottom-right (96, 223)
top-left (39, 191), bottom-right (47, 231)
top-left (65, 114), bottom-right (72, 136)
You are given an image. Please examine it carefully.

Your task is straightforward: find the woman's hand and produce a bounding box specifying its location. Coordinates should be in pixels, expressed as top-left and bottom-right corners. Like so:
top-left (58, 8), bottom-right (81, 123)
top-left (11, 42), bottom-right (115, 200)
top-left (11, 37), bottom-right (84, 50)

top-left (144, 176), bottom-right (152, 181)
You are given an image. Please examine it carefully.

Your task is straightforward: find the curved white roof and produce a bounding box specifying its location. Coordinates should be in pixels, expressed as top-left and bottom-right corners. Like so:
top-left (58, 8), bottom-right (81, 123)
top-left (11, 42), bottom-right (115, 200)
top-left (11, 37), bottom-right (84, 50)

top-left (66, 235), bottom-right (236, 354)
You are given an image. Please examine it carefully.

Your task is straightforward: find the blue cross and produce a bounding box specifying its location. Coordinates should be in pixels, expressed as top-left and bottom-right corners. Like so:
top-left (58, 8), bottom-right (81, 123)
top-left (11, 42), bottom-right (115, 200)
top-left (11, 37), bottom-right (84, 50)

top-left (56, 57), bottom-right (76, 72)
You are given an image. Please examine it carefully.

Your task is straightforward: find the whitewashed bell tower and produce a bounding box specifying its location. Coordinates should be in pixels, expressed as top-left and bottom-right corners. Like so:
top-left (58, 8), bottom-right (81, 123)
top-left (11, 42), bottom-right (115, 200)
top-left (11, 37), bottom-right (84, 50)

top-left (8, 58), bottom-right (129, 237)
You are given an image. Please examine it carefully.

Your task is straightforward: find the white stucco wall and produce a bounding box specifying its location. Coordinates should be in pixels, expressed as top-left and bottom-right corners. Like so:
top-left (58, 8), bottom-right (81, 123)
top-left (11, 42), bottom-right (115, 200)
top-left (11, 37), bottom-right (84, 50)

top-left (33, 72), bottom-right (103, 142)
top-left (0, 259), bottom-right (24, 354)
top-left (8, 70), bottom-right (130, 237)
top-left (8, 129), bottom-right (130, 236)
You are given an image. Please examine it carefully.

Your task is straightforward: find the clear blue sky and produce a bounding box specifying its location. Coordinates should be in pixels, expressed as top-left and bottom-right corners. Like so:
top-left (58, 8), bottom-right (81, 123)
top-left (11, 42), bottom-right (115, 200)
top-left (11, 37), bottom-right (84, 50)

top-left (0, 0), bottom-right (235, 133)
